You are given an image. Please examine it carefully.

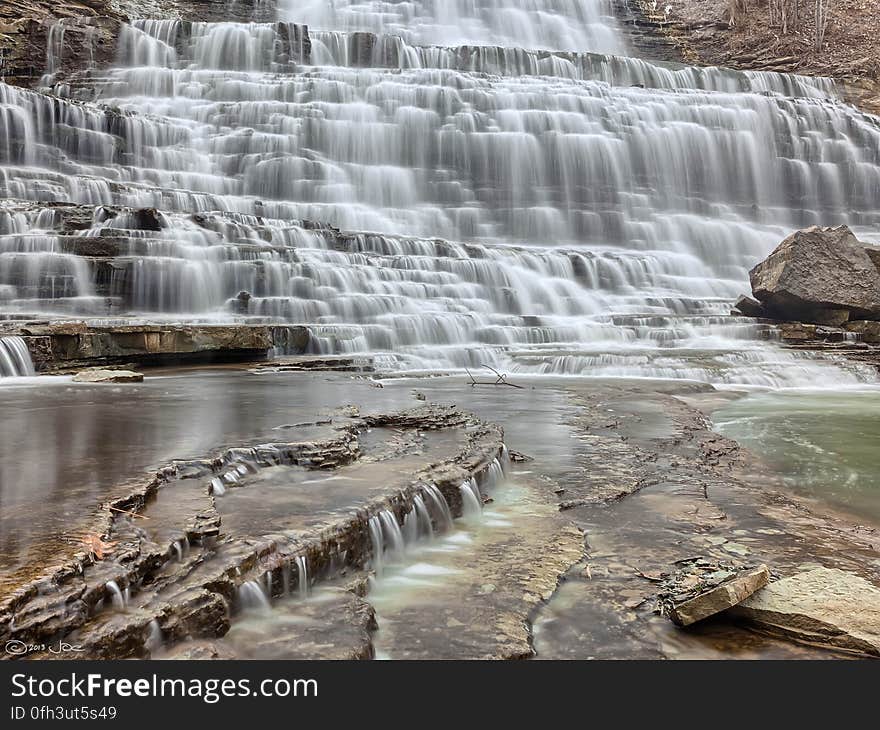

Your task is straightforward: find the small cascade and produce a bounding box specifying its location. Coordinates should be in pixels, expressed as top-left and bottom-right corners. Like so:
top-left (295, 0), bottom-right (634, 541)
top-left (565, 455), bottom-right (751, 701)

top-left (105, 580), bottom-right (127, 611)
top-left (413, 494), bottom-right (434, 540)
top-left (423, 484), bottom-right (454, 531)
top-left (402, 503), bottom-right (419, 545)
top-left (295, 555), bottom-right (310, 598)
top-left (209, 477), bottom-right (225, 496)
top-left (482, 458), bottom-right (506, 491)
top-left (171, 539), bottom-right (189, 562)
top-left (379, 510), bottom-right (405, 561)
top-left (237, 579), bottom-right (272, 612)
top-left (369, 487), bottom-right (457, 575)
top-left (500, 445), bottom-right (510, 472)
top-left (459, 478), bottom-right (483, 521)
top-left (369, 509), bottom-right (407, 575)
top-left (307, 30), bottom-right (835, 98)
top-left (0, 337), bottom-right (35, 377)
top-left (282, 562), bottom-right (291, 596)
top-left (145, 619), bottom-right (163, 653)
top-left (368, 514), bottom-right (385, 575)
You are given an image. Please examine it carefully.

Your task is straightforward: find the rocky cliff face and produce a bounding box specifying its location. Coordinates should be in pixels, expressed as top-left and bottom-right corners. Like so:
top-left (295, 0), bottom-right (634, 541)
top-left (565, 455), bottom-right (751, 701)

top-left (0, 0), bottom-right (275, 88)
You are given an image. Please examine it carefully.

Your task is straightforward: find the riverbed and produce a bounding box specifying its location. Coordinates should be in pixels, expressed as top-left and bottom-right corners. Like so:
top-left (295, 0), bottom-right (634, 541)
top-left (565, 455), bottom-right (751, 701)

top-left (2, 365), bottom-right (877, 659)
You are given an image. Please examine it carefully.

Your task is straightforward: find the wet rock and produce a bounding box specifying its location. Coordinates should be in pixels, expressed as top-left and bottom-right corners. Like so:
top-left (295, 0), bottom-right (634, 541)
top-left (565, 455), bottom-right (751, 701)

top-left (732, 294), bottom-right (765, 318)
top-left (349, 32), bottom-right (377, 66)
top-left (72, 368), bottom-right (144, 383)
top-left (2, 403), bottom-right (505, 658)
top-left (864, 244), bottom-right (880, 273)
top-left (364, 404), bottom-right (468, 430)
top-left (60, 236), bottom-right (121, 258)
top-left (657, 559), bottom-right (770, 626)
top-left (129, 207), bottom-right (163, 231)
top-left (233, 290), bottom-right (251, 314)
top-left (14, 323), bottom-right (290, 370)
top-left (160, 590), bottom-right (231, 644)
top-left (0, 16), bottom-right (122, 88)
top-left (728, 567), bottom-right (880, 657)
top-left (160, 640), bottom-right (238, 660)
top-left (253, 355), bottom-right (373, 373)
top-left (846, 320), bottom-right (880, 344)
top-left (778, 322), bottom-right (818, 341)
top-left (749, 226), bottom-right (880, 324)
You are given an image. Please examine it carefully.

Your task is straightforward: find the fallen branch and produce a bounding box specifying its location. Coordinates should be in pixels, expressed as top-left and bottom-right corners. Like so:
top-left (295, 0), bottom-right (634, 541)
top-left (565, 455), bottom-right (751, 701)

top-left (108, 505), bottom-right (150, 520)
top-left (464, 365), bottom-right (525, 389)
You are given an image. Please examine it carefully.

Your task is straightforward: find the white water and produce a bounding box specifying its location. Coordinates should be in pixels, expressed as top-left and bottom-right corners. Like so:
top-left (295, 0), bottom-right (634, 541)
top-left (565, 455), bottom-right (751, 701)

top-left (237, 579), bottom-right (272, 612)
top-left (0, 336), bottom-right (35, 377)
top-left (105, 580), bottom-right (127, 610)
top-left (145, 619), bottom-right (163, 653)
top-left (459, 478), bottom-right (483, 521)
top-left (0, 4), bottom-right (877, 386)
top-left (295, 555), bottom-right (311, 598)
top-left (282, 0), bottom-right (627, 53)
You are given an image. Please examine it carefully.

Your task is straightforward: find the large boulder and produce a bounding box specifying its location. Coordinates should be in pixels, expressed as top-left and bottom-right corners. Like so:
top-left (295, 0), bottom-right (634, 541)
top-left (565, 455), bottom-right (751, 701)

top-left (749, 226), bottom-right (880, 324)
top-left (728, 567), bottom-right (880, 657)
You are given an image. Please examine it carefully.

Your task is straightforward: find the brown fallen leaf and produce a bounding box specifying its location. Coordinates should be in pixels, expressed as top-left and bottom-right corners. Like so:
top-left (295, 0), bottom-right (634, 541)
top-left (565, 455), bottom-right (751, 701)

top-left (81, 534), bottom-right (117, 560)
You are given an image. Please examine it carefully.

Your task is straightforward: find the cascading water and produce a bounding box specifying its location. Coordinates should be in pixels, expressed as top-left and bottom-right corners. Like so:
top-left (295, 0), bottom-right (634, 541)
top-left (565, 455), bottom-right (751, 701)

top-left (369, 509), bottom-right (406, 576)
top-left (423, 484), bottom-right (454, 531)
top-left (237, 579), bottom-right (272, 612)
top-left (369, 485), bottom-right (458, 575)
top-left (105, 580), bottom-right (127, 611)
top-left (459, 478), bottom-right (483, 521)
top-left (145, 619), bottom-right (163, 653)
top-left (0, 336), bottom-right (35, 377)
top-left (295, 555), bottom-right (310, 598)
top-left (284, 0), bottom-right (627, 53)
top-left (0, 3), bottom-right (877, 386)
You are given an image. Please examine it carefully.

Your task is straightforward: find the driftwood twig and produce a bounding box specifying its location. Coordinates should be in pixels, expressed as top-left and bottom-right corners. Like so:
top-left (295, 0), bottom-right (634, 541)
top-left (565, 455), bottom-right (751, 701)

top-left (465, 365), bottom-right (524, 389)
top-left (108, 505), bottom-right (150, 520)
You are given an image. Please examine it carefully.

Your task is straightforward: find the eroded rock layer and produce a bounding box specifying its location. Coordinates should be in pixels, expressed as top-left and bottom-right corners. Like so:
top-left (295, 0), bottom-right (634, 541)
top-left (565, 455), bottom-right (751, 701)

top-left (0, 404), bottom-right (509, 659)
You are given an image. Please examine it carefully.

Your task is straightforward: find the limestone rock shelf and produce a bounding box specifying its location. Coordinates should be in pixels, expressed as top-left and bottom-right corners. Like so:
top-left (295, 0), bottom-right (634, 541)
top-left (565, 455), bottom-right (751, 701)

top-left (0, 321), bottom-right (311, 370)
top-left (0, 404), bottom-right (507, 660)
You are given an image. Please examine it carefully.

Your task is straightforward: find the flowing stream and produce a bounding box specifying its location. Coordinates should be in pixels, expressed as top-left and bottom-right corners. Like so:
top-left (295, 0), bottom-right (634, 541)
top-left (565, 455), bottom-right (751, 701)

top-left (0, 1), bottom-right (877, 384)
top-left (714, 389), bottom-right (880, 525)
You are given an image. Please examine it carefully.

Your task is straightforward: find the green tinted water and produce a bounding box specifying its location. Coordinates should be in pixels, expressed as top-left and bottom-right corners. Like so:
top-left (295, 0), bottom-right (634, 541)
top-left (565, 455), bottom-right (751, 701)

top-left (714, 389), bottom-right (880, 525)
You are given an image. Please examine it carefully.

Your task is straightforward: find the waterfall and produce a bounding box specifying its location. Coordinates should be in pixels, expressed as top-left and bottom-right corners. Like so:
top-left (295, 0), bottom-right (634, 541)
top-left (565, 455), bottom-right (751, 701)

top-left (369, 487), bottom-right (457, 575)
top-left (282, 0), bottom-right (628, 54)
top-left (0, 3), bottom-right (877, 386)
top-left (369, 509), bottom-right (407, 575)
top-left (295, 555), bottom-right (310, 598)
top-left (423, 484), bottom-right (454, 531)
top-left (413, 495), bottom-right (434, 540)
top-left (482, 458), bottom-right (506, 491)
top-left (105, 580), bottom-right (127, 610)
top-left (459, 478), bottom-right (483, 521)
top-left (145, 619), bottom-right (163, 653)
top-left (0, 336), bottom-right (35, 377)
top-left (237, 579), bottom-right (272, 612)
